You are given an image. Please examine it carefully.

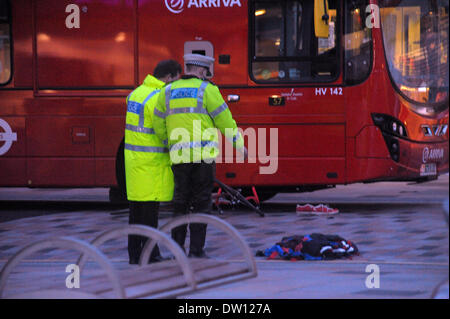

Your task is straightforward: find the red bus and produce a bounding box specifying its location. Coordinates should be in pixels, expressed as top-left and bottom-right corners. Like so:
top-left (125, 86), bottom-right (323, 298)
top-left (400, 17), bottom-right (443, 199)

top-left (0, 0), bottom-right (448, 202)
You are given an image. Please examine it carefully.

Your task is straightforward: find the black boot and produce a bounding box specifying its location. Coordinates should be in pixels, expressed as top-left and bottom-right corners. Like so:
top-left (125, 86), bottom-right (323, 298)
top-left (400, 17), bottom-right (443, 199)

top-left (188, 223), bottom-right (208, 258)
top-left (171, 225), bottom-right (187, 253)
top-left (148, 245), bottom-right (164, 263)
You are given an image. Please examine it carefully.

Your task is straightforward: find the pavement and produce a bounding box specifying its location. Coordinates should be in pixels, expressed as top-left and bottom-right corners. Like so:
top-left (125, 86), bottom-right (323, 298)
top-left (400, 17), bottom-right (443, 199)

top-left (0, 174), bottom-right (448, 299)
top-left (0, 175), bottom-right (448, 205)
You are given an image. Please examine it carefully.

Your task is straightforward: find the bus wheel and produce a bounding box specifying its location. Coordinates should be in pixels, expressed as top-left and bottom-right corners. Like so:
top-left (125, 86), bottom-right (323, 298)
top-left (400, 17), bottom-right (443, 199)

top-left (109, 138), bottom-right (127, 203)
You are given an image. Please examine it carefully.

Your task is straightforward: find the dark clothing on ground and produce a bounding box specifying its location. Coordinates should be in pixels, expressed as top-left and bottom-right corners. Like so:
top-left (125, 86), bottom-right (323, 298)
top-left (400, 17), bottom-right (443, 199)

top-left (257, 233), bottom-right (359, 260)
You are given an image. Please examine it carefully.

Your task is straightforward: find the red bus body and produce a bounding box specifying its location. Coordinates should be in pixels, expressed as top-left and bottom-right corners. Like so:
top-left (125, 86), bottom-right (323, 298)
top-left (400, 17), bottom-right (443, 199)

top-left (0, 0), bottom-right (448, 195)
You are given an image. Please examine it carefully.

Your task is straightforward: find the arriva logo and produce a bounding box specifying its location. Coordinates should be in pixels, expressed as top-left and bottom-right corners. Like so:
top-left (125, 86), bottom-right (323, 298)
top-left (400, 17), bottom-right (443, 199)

top-left (165, 0), bottom-right (242, 14)
top-left (423, 147), bottom-right (445, 163)
top-left (165, 0), bottom-right (184, 14)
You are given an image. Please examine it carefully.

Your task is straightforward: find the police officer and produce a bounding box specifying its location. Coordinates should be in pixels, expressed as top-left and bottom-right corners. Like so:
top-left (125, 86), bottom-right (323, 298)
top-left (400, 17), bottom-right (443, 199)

top-left (125, 60), bottom-right (182, 264)
top-left (153, 54), bottom-right (246, 258)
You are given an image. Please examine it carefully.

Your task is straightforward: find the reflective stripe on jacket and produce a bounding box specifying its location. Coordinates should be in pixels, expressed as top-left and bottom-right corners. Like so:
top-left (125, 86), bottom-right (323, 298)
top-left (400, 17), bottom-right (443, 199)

top-left (124, 75), bottom-right (174, 201)
top-left (153, 76), bottom-right (244, 164)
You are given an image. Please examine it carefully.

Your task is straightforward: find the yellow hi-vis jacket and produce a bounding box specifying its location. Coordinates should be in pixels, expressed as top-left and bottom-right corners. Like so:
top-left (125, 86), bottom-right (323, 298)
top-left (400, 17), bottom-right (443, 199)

top-left (124, 75), bottom-right (174, 201)
top-left (153, 76), bottom-right (244, 164)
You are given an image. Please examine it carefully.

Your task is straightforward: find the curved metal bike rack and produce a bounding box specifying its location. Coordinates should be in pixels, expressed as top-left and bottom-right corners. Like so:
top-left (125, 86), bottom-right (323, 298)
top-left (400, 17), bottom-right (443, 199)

top-left (0, 237), bottom-right (125, 299)
top-left (2, 217), bottom-right (257, 299)
top-left (142, 214), bottom-right (257, 277)
top-left (76, 225), bottom-right (196, 290)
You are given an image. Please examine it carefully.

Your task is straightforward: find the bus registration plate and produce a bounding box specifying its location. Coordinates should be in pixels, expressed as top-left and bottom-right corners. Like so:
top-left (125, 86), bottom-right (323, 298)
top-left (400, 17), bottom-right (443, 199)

top-left (420, 163), bottom-right (437, 176)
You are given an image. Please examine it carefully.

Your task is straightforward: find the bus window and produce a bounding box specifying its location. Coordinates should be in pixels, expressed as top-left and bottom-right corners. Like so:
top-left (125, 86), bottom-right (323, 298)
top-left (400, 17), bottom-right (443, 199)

top-left (380, 0), bottom-right (449, 105)
top-left (0, 0), bottom-right (11, 85)
top-left (344, 0), bottom-right (372, 84)
top-left (251, 0), bottom-right (339, 83)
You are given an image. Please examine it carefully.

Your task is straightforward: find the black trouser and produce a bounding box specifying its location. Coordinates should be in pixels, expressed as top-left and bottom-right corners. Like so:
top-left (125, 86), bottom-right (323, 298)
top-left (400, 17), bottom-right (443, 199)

top-left (128, 201), bottom-right (161, 263)
top-left (171, 162), bottom-right (215, 255)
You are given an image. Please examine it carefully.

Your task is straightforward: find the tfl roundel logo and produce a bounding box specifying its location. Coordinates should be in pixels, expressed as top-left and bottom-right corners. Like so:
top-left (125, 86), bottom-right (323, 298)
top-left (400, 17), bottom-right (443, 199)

top-left (0, 118), bottom-right (17, 156)
top-left (165, 0), bottom-right (184, 14)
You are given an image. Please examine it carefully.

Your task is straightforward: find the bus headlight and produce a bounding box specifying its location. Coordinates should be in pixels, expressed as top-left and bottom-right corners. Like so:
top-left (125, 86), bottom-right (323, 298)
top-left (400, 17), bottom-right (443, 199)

top-left (392, 122), bottom-right (397, 133)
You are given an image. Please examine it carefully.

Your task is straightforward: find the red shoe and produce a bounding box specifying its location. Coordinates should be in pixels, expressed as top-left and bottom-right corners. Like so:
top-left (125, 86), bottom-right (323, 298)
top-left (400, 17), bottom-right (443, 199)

top-left (312, 204), bottom-right (339, 215)
top-left (296, 204), bottom-right (315, 213)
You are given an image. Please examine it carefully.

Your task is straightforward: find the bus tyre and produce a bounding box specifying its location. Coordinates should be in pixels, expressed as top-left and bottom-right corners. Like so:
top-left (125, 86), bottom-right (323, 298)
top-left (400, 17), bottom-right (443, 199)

top-left (109, 138), bottom-right (127, 203)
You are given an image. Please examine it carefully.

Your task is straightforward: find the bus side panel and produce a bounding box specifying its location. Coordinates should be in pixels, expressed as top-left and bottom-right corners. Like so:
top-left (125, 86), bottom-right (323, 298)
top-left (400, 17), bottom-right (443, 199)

top-left (355, 126), bottom-right (390, 158)
top-left (232, 124), bottom-right (345, 158)
top-left (94, 115), bottom-right (124, 186)
top-left (27, 158), bottom-right (96, 187)
top-left (23, 96), bottom-right (125, 186)
top-left (27, 116), bottom-right (95, 157)
top-left (0, 116), bottom-right (27, 186)
top-left (0, 159), bottom-right (27, 186)
top-left (11, 0), bottom-right (33, 88)
top-left (139, 1), bottom-right (248, 85)
top-left (95, 158), bottom-right (116, 186)
top-left (0, 116), bottom-right (26, 156)
top-left (217, 159), bottom-right (346, 186)
top-left (94, 116), bottom-right (125, 157)
top-left (35, 0), bottom-right (135, 88)
top-left (219, 87), bottom-right (346, 186)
